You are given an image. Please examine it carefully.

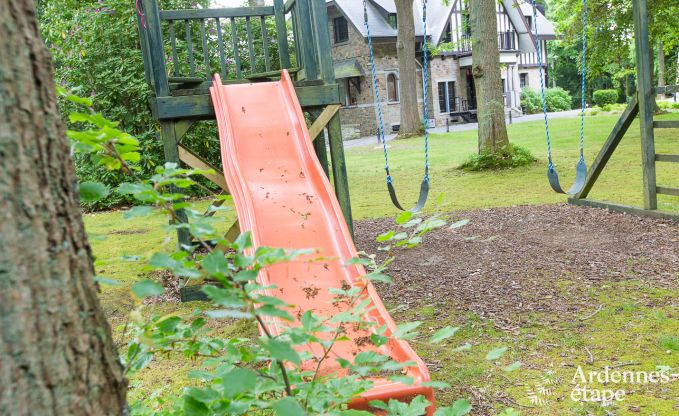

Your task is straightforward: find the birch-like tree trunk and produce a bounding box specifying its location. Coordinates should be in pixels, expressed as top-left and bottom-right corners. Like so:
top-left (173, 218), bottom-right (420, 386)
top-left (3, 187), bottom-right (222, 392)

top-left (470, 0), bottom-right (509, 152)
top-left (0, 1), bottom-right (127, 414)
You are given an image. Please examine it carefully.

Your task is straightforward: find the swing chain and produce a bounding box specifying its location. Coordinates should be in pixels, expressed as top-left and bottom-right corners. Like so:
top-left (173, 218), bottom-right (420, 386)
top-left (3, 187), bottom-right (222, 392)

top-left (364, 0), bottom-right (392, 182)
top-left (531, 0), bottom-right (586, 169)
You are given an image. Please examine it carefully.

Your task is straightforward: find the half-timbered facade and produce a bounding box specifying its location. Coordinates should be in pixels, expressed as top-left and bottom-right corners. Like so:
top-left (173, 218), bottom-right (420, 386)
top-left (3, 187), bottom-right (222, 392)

top-left (326, 0), bottom-right (557, 137)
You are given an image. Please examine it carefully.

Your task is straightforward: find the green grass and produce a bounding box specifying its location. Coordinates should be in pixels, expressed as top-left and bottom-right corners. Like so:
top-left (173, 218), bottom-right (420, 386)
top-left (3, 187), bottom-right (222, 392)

top-left (86, 112), bottom-right (679, 414)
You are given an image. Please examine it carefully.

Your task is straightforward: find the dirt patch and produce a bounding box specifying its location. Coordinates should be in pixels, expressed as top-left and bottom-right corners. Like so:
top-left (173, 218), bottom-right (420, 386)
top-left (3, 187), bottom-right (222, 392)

top-left (354, 204), bottom-right (679, 328)
top-left (143, 270), bottom-right (182, 304)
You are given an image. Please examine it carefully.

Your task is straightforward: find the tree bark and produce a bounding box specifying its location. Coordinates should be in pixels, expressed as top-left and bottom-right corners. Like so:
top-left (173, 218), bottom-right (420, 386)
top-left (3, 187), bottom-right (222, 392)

top-left (394, 0), bottom-right (421, 137)
top-left (470, 0), bottom-right (509, 153)
top-left (656, 41), bottom-right (665, 100)
top-left (0, 1), bottom-right (127, 415)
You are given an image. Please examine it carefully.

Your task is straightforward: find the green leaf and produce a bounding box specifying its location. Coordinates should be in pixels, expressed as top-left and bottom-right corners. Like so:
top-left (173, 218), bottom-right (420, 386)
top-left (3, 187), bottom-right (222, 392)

top-left (434, 398), bottom-right (472, 416)
top-left (222, 367), bottom-right (257, 397)
top-left (504, 361), bottom-right (522, 372)
top-left (183, 396), bottom-right (209, 416)
top-left (430, 326), bottom-right (459, 344)
top-left (260, 338), bottom-right (301, 365)
top-left (497, 408), bottom-right (521, 416)
top-left (205, 309), bottom-right (251, 319)
top-left (272, 397), bottom-right (304, 416)
top-left (452, 343), bottom-right (472, 352)
top-left (201, 252), bottom-right (230, 276)
top-left (376, 230), bottom-right (395, 242)
top-left (393, 321), bottom-right (421, 339)
top-left (93, 276), bottom-right (121, 286)
top-left (449, 219), bottom-right (470, 229)
top-left (485, 346), bottom-right (508, 361)
top-left (396, 211), bottom-right (413, 224)
top-left (131, 280), bottom-right (164, 298)
top-left (366, 272), bottom-right (393, 284)
top-left (367, 400), bottom-right (389, 410)
top-left (79, 181), bottom-right (108, 202)
top-left (422, 380), bottom-right (451, 389)
top-left (122, 205), bottom-right (153, 219)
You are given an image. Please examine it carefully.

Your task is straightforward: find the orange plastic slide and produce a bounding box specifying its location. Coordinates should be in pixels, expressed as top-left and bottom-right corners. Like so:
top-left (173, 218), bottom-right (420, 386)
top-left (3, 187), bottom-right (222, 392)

top-left (210, 70), bottom-right (434, 413)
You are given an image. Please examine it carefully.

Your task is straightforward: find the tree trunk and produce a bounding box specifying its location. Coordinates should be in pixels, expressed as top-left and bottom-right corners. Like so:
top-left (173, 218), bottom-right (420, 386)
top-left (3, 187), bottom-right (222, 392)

top-left (656, 41), bottom-right (665, 99)
top-left (0, 2), bottom-right (127, 415)
top-left (394, 0), bottom-right (421, 137)
top-left (470, 0), bottom-right (509, 153)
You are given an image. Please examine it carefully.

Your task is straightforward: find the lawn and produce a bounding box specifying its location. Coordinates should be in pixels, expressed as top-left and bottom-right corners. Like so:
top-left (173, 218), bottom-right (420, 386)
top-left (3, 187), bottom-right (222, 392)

top-left (86, 111), bottom-right (679, 415)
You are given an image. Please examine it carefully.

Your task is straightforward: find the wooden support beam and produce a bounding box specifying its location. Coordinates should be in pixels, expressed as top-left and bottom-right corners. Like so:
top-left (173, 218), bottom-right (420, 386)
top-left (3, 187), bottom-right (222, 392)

top-left (308, 108), bottom-right (330, 178)
top-left (653, 120), bottom-right (679, 129)
top-left (177, 144), bottom-right (230, 193)
top-left (159, 6), bottom-right (274, 20)
top-left (632, 0), bottom-right (657, 210)
top-left (655, 154), bottom-right (679, 163)
top-left (326, 114), bottom-right (354, 237)
top-left (656, 187), bottom-right (679, 197)
top-left (573, 96), bottom-right (638, 199)
top-left (308, 104), bottom-right (340, 140)
top-left (568, 198), bottom-right (679, 221)
top-left (151, 84), bottom-right (341, 120)
top-left (160, 122), bottom-right (191, 248)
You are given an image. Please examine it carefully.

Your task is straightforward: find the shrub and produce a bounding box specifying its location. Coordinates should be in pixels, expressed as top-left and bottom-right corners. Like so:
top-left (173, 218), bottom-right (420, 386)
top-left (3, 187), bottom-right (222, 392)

top-left (520, 88), bottom-right (542, 114)
top-left (544, 87), bottom-right (572, 112)
top-left (592, 89), bottom-right (618, 107)
top-left (672, 102), bottom-right (679, 110)
top-left (601, 104), bottom-right (612, 112)
top-left (459, 145), bottom-right (537, 171)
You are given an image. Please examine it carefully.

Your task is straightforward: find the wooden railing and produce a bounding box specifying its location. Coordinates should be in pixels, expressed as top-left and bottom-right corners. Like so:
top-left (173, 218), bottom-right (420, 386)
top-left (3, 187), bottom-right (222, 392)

top-left (137, 0), bottom-right (304, 95)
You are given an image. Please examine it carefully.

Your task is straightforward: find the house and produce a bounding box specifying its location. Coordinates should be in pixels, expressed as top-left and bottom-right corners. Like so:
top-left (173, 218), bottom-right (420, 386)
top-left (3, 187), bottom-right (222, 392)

top-left (326, 0), bottom-right (557, 138)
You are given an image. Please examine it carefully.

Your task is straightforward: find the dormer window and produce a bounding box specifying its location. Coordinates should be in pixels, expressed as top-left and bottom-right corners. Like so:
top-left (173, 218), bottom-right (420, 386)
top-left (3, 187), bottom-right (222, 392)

top-left (334, 16), bottom-right (349, 43)
top-left (526, 16), bottom-right (533, 31)
top-left (388, 13), bottom-right (397, 29)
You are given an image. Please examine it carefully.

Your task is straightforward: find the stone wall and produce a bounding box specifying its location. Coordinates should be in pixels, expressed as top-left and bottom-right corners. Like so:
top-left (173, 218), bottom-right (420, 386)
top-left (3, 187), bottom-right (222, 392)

top-left (327, 5), bottom-right (434, 138)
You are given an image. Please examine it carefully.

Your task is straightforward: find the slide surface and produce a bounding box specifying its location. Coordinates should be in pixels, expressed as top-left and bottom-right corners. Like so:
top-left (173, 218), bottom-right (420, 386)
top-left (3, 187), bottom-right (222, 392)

top-left (210, 71), bottom-right (434, 411)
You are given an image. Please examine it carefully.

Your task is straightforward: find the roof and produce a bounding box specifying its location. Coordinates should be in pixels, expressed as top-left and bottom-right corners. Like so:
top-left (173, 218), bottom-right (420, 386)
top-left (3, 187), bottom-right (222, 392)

top-left (517, 0), bottom-right (556, 38)
top-left (333, 59), bottom-right (366, 79)
top-left (326, 0), bottom-right (454, 44)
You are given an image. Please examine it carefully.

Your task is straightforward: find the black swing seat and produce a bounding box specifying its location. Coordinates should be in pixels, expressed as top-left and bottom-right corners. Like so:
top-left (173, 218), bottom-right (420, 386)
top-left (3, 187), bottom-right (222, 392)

top-left (547, 158), bottom-right (587, 195)
top-left (387, 178), bottom-right (430, 213)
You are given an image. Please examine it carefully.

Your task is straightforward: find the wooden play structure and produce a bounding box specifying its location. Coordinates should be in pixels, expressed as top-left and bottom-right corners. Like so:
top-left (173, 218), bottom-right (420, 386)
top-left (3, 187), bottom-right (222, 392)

top-left (568, 0), bottom-right (679, 219)
top-left (135, 0), bottom-right (352, 246)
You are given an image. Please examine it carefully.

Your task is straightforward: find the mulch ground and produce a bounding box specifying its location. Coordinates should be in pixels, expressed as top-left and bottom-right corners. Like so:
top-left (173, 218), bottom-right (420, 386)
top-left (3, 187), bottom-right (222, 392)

top-left (354, 204), bottom-right (679, 329)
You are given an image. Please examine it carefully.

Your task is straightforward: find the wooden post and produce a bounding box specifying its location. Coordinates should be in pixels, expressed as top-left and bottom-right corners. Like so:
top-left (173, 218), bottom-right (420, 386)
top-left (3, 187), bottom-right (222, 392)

top-left (632, 0), bottom-right (657, 210)
top-left (297, 0), bottom-right (318, 80)
top-left (309, 108), bottom-right (330, 178)
top-left (143, 0), bottom-right (191, 247)
top-left (310, 0), bottom-right (353, 236)
top-left (273, 0), bottom-right (291, 69)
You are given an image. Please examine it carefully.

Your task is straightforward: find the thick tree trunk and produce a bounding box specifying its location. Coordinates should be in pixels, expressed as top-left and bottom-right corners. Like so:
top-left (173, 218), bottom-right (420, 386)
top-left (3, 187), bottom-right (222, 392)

top-left (470, 0), bottom-right (509, 153)
top-left (0, 1), bottom-right (127, 415)
top-left (395, 0), bottom-right (421, 137)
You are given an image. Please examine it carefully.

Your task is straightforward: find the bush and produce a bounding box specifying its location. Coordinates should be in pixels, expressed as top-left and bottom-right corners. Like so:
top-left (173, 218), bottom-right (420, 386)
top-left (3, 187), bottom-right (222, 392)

top-left (521, 87), bottom-right (572, 114)
top-left (672, 102), bottom-right (679, 110)
top-left (459, 145), bottom-right (537, 171)
top-left (601, 104), bottom-right (612, 112)
top-left (520, 88), bottom-right (542, 114)
top-left (544, 87), bottom-right (572, 112)
top-left (592, 89), bottom-right (618, 107)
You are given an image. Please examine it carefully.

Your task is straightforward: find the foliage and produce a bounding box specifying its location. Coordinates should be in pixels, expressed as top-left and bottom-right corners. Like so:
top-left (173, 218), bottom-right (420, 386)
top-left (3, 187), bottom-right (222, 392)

top-left (592, 89), bottom-right (619, 107)
top-left (458, 144), bottom-right (537, 172)
top-left (40, 0), bottom-right (293, 210)
top-left (521, 88), bottom-right (571, 114)
top-left (64, 92), bottom-right (486, 415)
top-left (543, 87), bottom-right (572, 112)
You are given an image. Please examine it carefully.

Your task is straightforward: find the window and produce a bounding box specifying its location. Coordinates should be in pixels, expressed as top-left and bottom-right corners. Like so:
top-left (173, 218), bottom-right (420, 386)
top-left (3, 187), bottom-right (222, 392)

top-left (343, 78), bottom-right (359, 106)
top-left (442, 21), bottom-right (452, 43)
top-left (462, 11), bottom-right (471, 36)
top-left (525, 16), bottom-right (533, 31)
top-left (520, 73), bottom-right (527, 88)
top-left (333, 17), bottom-right (349, 43)
top-left (437, 81), bottom-right (456, 113)
top-left (388, 13), bottom-right (398, 29)
top-left (387, 73), bottom-right (399, 102)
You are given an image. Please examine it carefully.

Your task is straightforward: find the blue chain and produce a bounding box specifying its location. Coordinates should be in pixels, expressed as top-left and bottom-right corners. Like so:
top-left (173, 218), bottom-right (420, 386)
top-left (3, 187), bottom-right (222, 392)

top-left (363, 0), bottom-right (430, 184)
top-left (531, 0), bottom-right (586, 169)
top-left (364, 0), bottom-right (391, 182)
top-left (579, 0), bottom-right (587, 160)
top-left (422, 0), bottom-right (430, 182)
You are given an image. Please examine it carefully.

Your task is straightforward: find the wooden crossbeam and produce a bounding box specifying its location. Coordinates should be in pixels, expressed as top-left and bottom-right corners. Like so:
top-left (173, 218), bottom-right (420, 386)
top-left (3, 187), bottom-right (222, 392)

top-left (308, 104), bottom-right (341, 140)
top-left (177, 144), bottom-right (230, 193)
top-left (569, 198), bottom-right (679, 221)
top-left (653, 120), bottom-right (679, 129)
top-left (573, 96), bottom-right (639, 199)
top-left (656, 186), bottom-right (679, 197)
top-left (655, 154), bottom-right (679, 163)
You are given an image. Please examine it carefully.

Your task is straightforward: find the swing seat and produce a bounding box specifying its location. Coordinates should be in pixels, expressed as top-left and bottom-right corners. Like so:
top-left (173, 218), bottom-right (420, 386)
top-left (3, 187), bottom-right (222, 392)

top-left (547, 158), bottom-right (587, 195)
